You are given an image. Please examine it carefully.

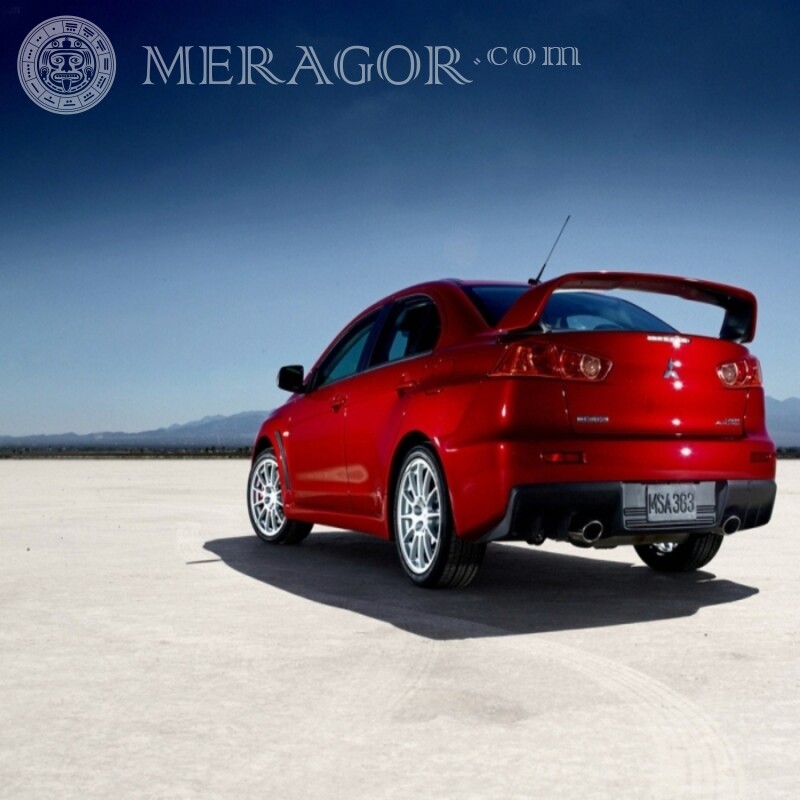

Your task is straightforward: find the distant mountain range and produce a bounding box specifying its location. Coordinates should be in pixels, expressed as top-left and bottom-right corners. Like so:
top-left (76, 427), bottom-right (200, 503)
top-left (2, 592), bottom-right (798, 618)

top-left (0, 411), bottom-right (269, 450)
top-left (2, 398), bottom-right (800, 450)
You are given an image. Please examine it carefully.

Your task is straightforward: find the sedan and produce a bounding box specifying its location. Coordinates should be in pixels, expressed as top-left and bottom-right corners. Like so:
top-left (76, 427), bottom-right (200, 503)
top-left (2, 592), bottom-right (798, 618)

top-left (247, 272), bottom-right (776, 588)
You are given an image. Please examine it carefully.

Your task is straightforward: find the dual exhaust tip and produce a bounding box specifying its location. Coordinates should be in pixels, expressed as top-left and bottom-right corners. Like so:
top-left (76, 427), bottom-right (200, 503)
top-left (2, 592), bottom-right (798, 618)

top-left (722, 515), bottom-right (742, 535)
top-left (569, 518), bottom-right (604, 545)
top-left (568, 514), bottom-right (741, 545)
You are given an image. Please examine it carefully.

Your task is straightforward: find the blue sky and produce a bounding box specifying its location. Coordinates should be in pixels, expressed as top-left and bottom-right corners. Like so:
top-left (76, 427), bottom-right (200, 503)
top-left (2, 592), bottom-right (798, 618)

top-left (1, 0), bottom-right (798, 434)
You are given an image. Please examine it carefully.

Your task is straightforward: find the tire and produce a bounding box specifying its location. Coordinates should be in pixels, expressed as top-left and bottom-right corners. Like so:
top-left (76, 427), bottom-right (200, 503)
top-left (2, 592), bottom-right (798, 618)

top-left (634, 533), bottom-right (723, 572)
top-left (393, 445), bottom-right (485, 588)
top-left (247, 449), bottom-right (311, 545)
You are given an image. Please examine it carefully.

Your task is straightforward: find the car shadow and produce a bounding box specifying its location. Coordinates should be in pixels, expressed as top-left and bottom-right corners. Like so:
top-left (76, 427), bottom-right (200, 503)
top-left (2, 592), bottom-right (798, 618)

top-left (203, 532), bottom-right (759, 641)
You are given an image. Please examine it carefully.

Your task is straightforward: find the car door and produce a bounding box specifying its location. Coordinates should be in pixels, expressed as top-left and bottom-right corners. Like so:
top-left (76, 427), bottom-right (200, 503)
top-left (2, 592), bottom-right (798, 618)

top-left (344, 296), bottom-right (442, 518)
top-left (284, 310), bottom-right (380, 513)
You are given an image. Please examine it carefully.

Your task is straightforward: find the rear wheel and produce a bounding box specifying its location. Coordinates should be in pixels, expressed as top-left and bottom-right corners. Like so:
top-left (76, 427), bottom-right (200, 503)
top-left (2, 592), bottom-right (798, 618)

top-left (634, 533), bottom-right (723, 572)
top-left (247, 449), bottom-right (311, 544)
top-left (393, 445), bottom-right (484, 588)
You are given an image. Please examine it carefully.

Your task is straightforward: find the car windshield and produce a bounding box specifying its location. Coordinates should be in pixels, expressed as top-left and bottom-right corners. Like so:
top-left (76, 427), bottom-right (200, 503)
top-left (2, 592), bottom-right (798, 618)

top-left (541, 291), bottom-right (677, 333)
top-left (464, 285), bottom-right (676, 333)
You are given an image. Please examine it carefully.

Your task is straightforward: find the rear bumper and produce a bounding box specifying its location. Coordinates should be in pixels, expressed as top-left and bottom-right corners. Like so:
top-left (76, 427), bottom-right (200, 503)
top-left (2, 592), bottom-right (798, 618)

top-left (477, 479), bottom-right (777, 544)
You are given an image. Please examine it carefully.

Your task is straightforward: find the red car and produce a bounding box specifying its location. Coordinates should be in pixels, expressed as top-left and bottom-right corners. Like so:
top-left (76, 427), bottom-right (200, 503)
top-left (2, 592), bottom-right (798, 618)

top-left (247, 272), bottom-right (776, 588)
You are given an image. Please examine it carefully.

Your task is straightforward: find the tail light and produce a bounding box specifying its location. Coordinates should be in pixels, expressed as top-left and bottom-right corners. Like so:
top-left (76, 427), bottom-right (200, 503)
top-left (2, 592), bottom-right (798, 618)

top-left (491, 342), bottom-right (612, 381)
top-left (717, 356), bottom-right (762, 388)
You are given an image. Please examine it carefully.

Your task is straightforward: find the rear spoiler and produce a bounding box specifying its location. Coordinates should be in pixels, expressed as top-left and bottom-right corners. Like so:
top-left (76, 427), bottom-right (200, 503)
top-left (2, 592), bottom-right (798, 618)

top-left (497, 271), bottom-right (757, 343)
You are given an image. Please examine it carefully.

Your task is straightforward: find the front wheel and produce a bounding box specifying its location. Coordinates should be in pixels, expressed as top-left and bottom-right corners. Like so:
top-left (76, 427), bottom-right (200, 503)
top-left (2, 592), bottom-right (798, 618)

top-left (634, 533), bottom-right (723, 572)
top-left (393, 445), bottom-right (484, 588)
top-left (247, 449), bottom-right (311, 544)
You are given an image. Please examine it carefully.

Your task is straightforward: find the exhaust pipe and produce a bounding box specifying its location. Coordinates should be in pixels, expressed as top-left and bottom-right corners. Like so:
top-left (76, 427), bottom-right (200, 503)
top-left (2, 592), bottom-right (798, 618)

top-left (569, 519), bottom-right (604, 545)
top-left (722, 515), bottom-right (742, 535)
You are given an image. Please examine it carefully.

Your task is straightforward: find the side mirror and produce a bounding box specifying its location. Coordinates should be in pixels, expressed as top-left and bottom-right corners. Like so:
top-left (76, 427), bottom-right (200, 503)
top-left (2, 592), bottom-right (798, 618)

top-left (277, 364), bottom-right (306, 393)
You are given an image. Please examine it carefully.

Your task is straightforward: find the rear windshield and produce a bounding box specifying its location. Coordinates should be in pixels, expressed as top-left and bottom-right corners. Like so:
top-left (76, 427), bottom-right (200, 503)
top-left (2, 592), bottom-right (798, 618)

top-left (464, 285), bottom-right (677, 333)
top-left (542, 291), bottom-right (677, 333)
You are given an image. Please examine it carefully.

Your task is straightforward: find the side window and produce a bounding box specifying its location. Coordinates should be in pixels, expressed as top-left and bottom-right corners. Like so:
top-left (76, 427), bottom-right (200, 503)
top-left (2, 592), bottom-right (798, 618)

top-left (315, 312), bottom-right (378, 388)
top-left (371, 297), bottom-right (441, 367)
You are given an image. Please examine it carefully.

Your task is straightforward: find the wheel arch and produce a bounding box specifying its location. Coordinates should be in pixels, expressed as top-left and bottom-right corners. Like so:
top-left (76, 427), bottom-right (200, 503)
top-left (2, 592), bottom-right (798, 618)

top-left (386, 431), bottom-right (443, 541)
top-left (251, 434), bottom-right (275, 462)
top-left (252, 431), bottom-right (294, 494)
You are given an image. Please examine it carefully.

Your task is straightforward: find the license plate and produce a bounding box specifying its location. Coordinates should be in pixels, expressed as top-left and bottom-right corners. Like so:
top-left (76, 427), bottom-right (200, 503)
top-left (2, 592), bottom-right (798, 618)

top-left (646, 484), bottom-right (697, 523)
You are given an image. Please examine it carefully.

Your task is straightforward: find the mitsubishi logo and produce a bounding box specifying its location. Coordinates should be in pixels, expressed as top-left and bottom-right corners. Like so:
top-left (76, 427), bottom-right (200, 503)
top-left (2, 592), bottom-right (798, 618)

top-left (663, 358), bottom-right (681, 380)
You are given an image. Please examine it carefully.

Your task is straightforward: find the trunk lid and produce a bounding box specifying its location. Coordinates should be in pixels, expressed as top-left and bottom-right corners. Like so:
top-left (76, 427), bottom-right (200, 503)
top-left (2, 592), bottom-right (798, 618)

top-left (558, 332), bottom-right (749, 437)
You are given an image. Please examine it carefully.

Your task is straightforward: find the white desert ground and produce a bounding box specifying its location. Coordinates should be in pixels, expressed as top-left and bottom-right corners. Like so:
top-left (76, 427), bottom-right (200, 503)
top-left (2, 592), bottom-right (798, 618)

top-left (0, 458), bottom-right (797, 799)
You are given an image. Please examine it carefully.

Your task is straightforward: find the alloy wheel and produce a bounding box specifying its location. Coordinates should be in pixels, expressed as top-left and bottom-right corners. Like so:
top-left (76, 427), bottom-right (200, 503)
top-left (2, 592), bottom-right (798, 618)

top-left (396, 455), bottom-right (442, 574)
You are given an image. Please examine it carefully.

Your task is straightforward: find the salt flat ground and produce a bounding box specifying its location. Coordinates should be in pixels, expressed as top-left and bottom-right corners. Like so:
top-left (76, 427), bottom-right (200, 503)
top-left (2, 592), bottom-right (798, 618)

top-left (0, 459), bottom-right (797, 799)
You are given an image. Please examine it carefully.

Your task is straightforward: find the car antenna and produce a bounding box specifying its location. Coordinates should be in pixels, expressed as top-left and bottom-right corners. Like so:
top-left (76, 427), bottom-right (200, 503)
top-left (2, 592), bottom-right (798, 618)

top-left (530, 214), bottom-right (571, 285)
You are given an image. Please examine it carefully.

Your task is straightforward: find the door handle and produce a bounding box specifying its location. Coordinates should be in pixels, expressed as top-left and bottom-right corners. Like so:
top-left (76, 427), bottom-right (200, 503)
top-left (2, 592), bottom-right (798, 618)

top-left (396, 375), bottom-right (418, 395)
top-left (331, 394), bottom-right (347, 411)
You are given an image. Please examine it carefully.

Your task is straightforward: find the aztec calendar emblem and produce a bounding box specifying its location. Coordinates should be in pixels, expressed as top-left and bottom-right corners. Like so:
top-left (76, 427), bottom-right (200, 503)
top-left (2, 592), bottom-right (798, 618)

top-left (18, 16), bottom-right (116, 114)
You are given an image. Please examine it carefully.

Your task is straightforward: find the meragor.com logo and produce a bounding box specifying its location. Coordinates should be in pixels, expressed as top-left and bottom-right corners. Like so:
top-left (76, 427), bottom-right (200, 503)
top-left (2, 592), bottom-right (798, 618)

top-left (18, 16), bottom-right (115, 114)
